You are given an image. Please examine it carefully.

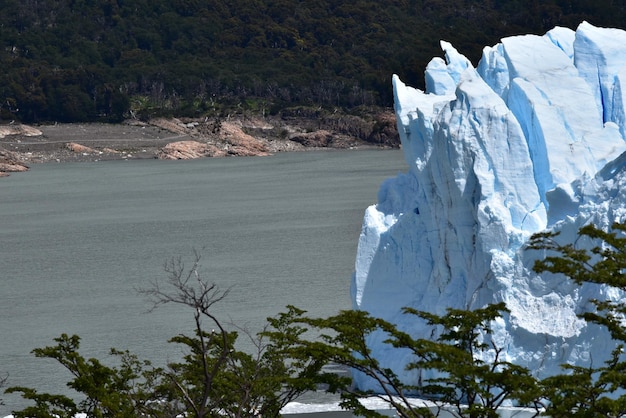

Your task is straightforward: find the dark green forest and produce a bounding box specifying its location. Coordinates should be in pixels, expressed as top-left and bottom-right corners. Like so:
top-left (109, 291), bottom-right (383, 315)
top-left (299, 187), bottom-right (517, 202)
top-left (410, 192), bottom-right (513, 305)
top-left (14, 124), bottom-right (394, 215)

top-left (1, 0), bottom-right (625, 123)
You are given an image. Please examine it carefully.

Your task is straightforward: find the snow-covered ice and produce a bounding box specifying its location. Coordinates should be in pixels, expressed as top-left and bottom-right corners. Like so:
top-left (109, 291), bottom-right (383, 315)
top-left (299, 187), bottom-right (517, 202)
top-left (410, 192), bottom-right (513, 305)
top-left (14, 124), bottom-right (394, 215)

top-left (352, 21), bottom-right (626, 390)
top-left (281, 398), bottom-right (537, 417)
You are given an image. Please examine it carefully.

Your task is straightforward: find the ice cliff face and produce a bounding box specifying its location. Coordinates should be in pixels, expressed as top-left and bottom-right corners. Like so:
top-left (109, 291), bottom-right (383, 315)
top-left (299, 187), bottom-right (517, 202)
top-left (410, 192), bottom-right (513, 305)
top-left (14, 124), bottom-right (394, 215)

top-left (351, 21), bottom-right (626, 389)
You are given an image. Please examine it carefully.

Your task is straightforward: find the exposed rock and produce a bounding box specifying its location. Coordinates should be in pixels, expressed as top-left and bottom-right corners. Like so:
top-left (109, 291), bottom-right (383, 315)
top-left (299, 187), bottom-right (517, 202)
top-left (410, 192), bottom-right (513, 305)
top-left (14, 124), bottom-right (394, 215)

top-left (289, 130), bottom-right (335, 147)
top-left (0, 124), bottom-right (42, 139)
top-left (220, 122), bottom-right (270, 156)
top-left (0, 162), bottom-right (28, 172)
top-left (148, 117), bottom-right (189, 135)
top-left (156, 121), bottom-right (272, 159)
top-left (66, 142), bottom-right (96, 153)
top-left (157, 140), bottom-right (225, 160)
top-left (1, 109), bottom-right (398, 174)
top-left (148, 118), bottom-right (271, 157)
top-left (0, 148), bottom-right (29, 176)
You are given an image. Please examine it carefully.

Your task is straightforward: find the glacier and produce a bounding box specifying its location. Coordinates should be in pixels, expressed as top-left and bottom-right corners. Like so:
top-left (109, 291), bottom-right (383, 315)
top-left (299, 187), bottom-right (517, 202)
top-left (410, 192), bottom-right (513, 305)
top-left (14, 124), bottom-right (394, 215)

top-left (351, 21), bottom-right (626, 390)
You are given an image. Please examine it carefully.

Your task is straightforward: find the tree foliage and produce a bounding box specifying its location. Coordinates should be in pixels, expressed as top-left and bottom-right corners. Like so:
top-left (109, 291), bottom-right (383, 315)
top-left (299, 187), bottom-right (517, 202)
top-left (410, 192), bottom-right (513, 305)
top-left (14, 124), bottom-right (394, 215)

top-left (138, 252), bottom-right (328, 417)
top-left (7, 252), bottom-right (325, 418)
top-left (529, 223), bottom-right (626, 342)
top-left (529, 222), bottom-right (626, 416)
top-left (6, 334), bottom-right (161, 418)
top-left (0, 0), bottom-right (624, 122)
top-left (291, 303), bottom-right (539, 418)
top-left (398, 304), bottom-right (540, 418)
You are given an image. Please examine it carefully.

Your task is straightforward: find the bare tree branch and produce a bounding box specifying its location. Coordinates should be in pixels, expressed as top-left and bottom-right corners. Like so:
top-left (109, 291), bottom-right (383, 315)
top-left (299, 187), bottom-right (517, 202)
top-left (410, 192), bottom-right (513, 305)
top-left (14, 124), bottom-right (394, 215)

top-left (138, 250), bottom-right (233, 417)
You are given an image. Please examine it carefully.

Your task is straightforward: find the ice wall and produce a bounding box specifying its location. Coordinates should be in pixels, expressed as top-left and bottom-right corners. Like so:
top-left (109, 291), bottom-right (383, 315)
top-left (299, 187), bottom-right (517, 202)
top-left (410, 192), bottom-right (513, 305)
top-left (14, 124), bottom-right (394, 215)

top-left (351, 22), bottom-right (626, 389)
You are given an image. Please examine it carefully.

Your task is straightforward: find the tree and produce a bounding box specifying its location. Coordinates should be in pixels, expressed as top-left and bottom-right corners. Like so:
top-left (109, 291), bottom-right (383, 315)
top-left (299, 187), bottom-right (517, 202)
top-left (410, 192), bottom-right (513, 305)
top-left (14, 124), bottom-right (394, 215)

top-left (7, 251), bottom-right (324, 418)
top-left (4, 0), bottom-right (626, 122)
top-left (397, 304), bottom-right (540, 418)
top-left (139, 252), bottom-right (233, 418)
top-left (290, 303), bottom-right (540, 418)
top-left (530, 223), bottom-right (626, 341)
top-left (141, 251), bottom-right (325, 418)
top-left (4, 386), bottom-right (78, 418)
top-left (528, 222), bottom-right (626, 416)
top-left (539, 345), bottom-right (626, 417)
top-left (6, 334), bottom-right (161, 418)
top-left (291, 308), bottom-right (421, 418)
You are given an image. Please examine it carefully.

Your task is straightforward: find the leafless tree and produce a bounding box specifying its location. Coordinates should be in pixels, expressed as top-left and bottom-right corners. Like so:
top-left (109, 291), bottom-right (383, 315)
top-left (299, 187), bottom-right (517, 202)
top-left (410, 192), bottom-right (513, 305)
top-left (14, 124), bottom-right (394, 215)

top-left (139, 250), bottom-right (326, 418)
top-left (139, 250), bottom-right (232, 418)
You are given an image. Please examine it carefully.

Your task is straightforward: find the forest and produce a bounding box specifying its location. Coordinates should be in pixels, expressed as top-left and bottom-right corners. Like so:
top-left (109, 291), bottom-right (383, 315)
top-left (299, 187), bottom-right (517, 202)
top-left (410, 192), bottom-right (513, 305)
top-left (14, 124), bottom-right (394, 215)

top-left (0, 0), bottom-right (625, 123)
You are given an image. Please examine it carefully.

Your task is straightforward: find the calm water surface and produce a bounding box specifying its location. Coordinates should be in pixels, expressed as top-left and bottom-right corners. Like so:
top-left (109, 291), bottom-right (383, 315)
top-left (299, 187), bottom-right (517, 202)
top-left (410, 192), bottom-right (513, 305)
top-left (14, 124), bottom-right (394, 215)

top-left (0, 149), bottom-right (405, 414)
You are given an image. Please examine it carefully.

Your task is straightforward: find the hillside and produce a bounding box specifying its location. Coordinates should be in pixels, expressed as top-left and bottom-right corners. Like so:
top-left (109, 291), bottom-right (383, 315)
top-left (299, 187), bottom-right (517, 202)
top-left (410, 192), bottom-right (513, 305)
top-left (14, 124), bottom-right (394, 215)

top-left (1, 0), bottom-right (625, 123)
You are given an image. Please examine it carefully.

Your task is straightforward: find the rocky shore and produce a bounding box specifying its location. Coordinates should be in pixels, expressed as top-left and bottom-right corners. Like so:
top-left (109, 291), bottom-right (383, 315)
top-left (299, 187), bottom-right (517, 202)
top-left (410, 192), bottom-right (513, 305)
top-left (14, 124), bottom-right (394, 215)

top-left (0, 111), bottom-right (399, 177)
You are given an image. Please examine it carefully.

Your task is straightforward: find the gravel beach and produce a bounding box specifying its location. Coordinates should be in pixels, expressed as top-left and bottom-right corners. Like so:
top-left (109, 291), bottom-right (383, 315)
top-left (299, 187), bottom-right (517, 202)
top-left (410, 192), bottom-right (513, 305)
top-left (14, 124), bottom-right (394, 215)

top-left (0, 113), bottom-right (399, 176)
top-left (0, 121), bottom-right (193, 164)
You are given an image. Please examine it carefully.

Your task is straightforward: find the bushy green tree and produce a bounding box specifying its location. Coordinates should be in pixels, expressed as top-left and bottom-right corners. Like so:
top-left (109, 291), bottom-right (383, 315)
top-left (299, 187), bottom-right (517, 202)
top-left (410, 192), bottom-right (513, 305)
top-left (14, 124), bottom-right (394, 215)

top-left (4, 387), bottom-right (78, 418)
top-left (6, 334), bottom-right (161, 418)
top-left (290, 303), bottom-right (540, 418)
top-left (397, 304), bottom-right (540, 418)
top-left (539, 345), bottom-right (626, 417)
top-left (530, 223), bottom-right (626, 341)
top-left (154, 306), bottom-right (325, 418)
top-left (529, 222), bottom-right (626, 416)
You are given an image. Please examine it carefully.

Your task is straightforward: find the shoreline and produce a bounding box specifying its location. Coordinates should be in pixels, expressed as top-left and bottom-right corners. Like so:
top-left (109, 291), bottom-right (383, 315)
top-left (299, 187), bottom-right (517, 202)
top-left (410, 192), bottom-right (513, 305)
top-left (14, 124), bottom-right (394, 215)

top-left (0, 115), bottom-right (399, 176)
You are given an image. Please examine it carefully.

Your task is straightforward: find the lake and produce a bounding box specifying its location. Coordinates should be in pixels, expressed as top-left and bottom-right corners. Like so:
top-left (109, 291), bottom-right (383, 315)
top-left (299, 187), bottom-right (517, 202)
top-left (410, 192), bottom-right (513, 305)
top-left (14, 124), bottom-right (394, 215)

top-left (0, 149), bottom-right (405, 414)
